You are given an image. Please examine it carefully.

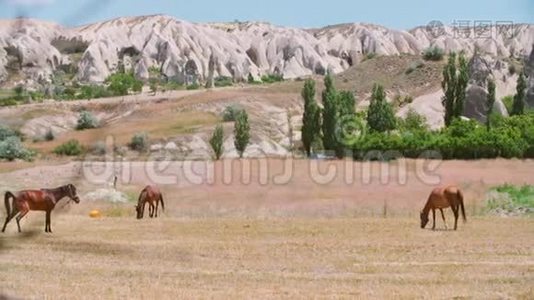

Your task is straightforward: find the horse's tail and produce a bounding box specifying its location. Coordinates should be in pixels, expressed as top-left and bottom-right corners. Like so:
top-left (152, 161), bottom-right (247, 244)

top-left (458, 189), bottom-right (466, 222)
top-left (159, 194), bottom-right (165, 212)
top-left (4, 191), bottom-right (15, 216)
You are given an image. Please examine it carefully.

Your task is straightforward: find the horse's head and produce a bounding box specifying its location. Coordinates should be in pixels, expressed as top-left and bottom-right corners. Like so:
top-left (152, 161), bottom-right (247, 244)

top-left (66, 184), bottom-right (80, 203)
top-left (135, 205), bottom-right (143, 219)
top-left (420, 210), bottom-right (429, 228)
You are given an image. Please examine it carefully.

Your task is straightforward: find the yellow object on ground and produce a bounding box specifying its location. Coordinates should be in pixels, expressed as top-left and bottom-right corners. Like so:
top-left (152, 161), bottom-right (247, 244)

top-left (89, 210), bottom-right (102, 218)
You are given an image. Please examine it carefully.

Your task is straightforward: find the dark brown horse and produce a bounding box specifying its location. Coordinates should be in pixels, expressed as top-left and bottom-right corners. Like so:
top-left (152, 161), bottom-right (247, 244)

top-left (420, 186), bottom-right (466, 231)
top-left (135, 186), bottom-right (164, 219)
top-left (2, 184), bottom-right (80, 233)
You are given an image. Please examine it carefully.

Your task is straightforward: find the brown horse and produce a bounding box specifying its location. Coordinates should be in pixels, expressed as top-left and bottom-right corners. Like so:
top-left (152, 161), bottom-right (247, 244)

top-left (420, 186), bottom-right (466, 231)
top-left (135, 186), bottom-right (165, 219)
top-left (2, 184), bottom-right (80, 233)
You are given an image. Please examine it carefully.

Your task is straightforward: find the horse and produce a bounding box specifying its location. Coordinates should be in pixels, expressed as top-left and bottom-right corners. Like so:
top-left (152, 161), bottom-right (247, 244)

top-left (2, 184), bottom-right (80, 233)
top-left (135, 186), bottom-right (165, 219)
top-left (420, 186), bottom-right (466, 231)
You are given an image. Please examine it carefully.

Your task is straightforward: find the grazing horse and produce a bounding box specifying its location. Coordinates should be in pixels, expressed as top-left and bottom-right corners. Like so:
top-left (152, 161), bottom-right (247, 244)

top-left (2, 184), bottom-right (80, 233)
top-left (420, 186), bottom-right (466, 231)
top-left (135, 186), bottom-right (165, 219)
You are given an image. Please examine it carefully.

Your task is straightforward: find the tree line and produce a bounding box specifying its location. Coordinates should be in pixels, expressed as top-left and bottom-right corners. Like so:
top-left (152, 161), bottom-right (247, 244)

top-left (301, 51), bottom-right (531, 160)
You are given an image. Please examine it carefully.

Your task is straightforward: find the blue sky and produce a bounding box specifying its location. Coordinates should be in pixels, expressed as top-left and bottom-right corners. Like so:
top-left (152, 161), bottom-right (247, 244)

top-left (0, 0), bottom-right (532, 29)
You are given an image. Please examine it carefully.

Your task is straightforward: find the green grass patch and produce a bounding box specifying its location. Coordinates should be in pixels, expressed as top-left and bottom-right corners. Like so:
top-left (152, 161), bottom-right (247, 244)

top-left (485, 184), bottom-right (534, 216)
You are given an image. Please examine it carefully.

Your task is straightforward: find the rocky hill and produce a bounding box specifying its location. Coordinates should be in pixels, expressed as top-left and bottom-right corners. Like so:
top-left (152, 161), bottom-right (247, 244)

top-left (0, 15), bottom-right (533, 86)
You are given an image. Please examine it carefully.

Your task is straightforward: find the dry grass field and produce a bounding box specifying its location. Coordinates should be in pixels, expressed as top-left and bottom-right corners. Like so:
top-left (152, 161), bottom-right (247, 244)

top-left (1, 159), bottom-right (534, 299)
top-left (1, 216), bottom-right (533, 299)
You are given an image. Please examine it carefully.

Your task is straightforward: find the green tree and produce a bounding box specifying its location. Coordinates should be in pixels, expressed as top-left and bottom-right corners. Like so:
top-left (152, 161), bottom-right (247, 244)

top-left (486, 78), bottom-right (496, 130)
top-left (511, 72), bottom-right (527, 116)
top-left (301, 79), bottom-right (321, 156)
top-left (400, 108), bottom-right (428, 131)
top-left (442, 52), bottom-right (470, 126)
top-left (234, 110), bottom-right (250, 158)
top-left (209, 125), bottom-right (224, 160)
top-left (338, 91), bottom-right (356, 116)
top-left (367, 83), bottom-right (396, 133)
top-left (321, 73), bottom-right (338, 151)
top-left (454, 52), bottom-right (469, 118)
top-left (442, 52), bottom-right (457, 127)
top-left (106, 72), bottom-right (143, 96)
top-left (334, 90), bottom-right (357, 158)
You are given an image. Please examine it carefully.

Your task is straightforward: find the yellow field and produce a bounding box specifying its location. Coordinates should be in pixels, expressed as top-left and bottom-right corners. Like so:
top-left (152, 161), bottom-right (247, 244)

top-left (1, 216), bottom-right (533, 299)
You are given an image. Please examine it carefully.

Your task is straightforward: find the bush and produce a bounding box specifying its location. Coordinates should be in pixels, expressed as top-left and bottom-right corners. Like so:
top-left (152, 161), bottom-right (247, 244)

top-left (214, 76), bottom-right (233, 87)
top-left (422, 46), bottom-right (445, 61)
top-left (78, 85), bottom-right (112, 100)
top-left (502, 95), bottom-right (514, 115)
top-left (106, 72), bottom-right (143, 96)
top-left (76, 111), bottom-right (99, 130)
top-left (0, 125), bottom-right (18, 141)
top-left (363, 52), bottom-right (377, 60)
top-left (44, 129), bottom-right (55, 141)
top-left (129, 132), bottom-right (148, 152)
top-left (186, 83), bottom-right (201, 90)
top-left (222, 104), bottom-right (245, 122)
top-left (261, 74), bottom-right (284, 84)
top-left (0, 136), bottom-right (34, 161)
top-left (54, 139), bottom-right (84, 156)
top-left (399, 109), bottom-right (428, 131)
top-left (405, 60), bottom-right (425, 74)
top-left (351, 116), bottom-right (534, 161)
top-left (90, 141), bottom-right (107, 155)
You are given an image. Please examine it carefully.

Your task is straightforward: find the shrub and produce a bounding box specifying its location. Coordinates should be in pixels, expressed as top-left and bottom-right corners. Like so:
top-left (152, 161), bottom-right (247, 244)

top-left (0, 136), bottom-right (34, 161)
top-left (91, 141), bottom-right (107, 155)
top-left (129, 132), bottom-right (148, 152)
top-left (222, 104), bottom-right (245, 122)
top-left (54, 139), bottom-right (84, 156)
top-left (0, 125), bottom-right (18, 141)
top-left (186, 83), bottom-right (201, 90)
top-left (502, 95), bottom-right (514, 115)
top-left (44, 129), bottom-right (55, 141)
top-left (261, 74), bottom-right (284, 84)
top-left (106, 72), bottom-right (143, 96)
top-left (78, 85), bottom-right (112, 100)
top-left (422, 46), bottom-right (445, 61)
top-left (76, 111), bottom-right (99, 130)
top-left (364, 52), bottom-right (377, 60)
top-left (214, 76), bottom-right (233, 87)
top-left (399, 109), bottom-right (428, 131)
top-left (405, 60), bottom-right (425, 74)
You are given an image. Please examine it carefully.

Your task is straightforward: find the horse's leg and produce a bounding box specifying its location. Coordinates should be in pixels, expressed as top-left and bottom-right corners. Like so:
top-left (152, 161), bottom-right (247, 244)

top-left (452, 206), bottom-right (459, 231)
top-left (431, 209), bottom-right (436, 230)
top-left (45, 211), bottom-right (52, 233)
top-left (440, 209), bottom-right (448, 230)
top-left (15, 208), bottom-right (29, 233)
top-left (2, 209), bottom-right (19, 233)
top-left (155, 200), bottom-right (159, 218)
top-left (150, 203), bottom-right (155, 218)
